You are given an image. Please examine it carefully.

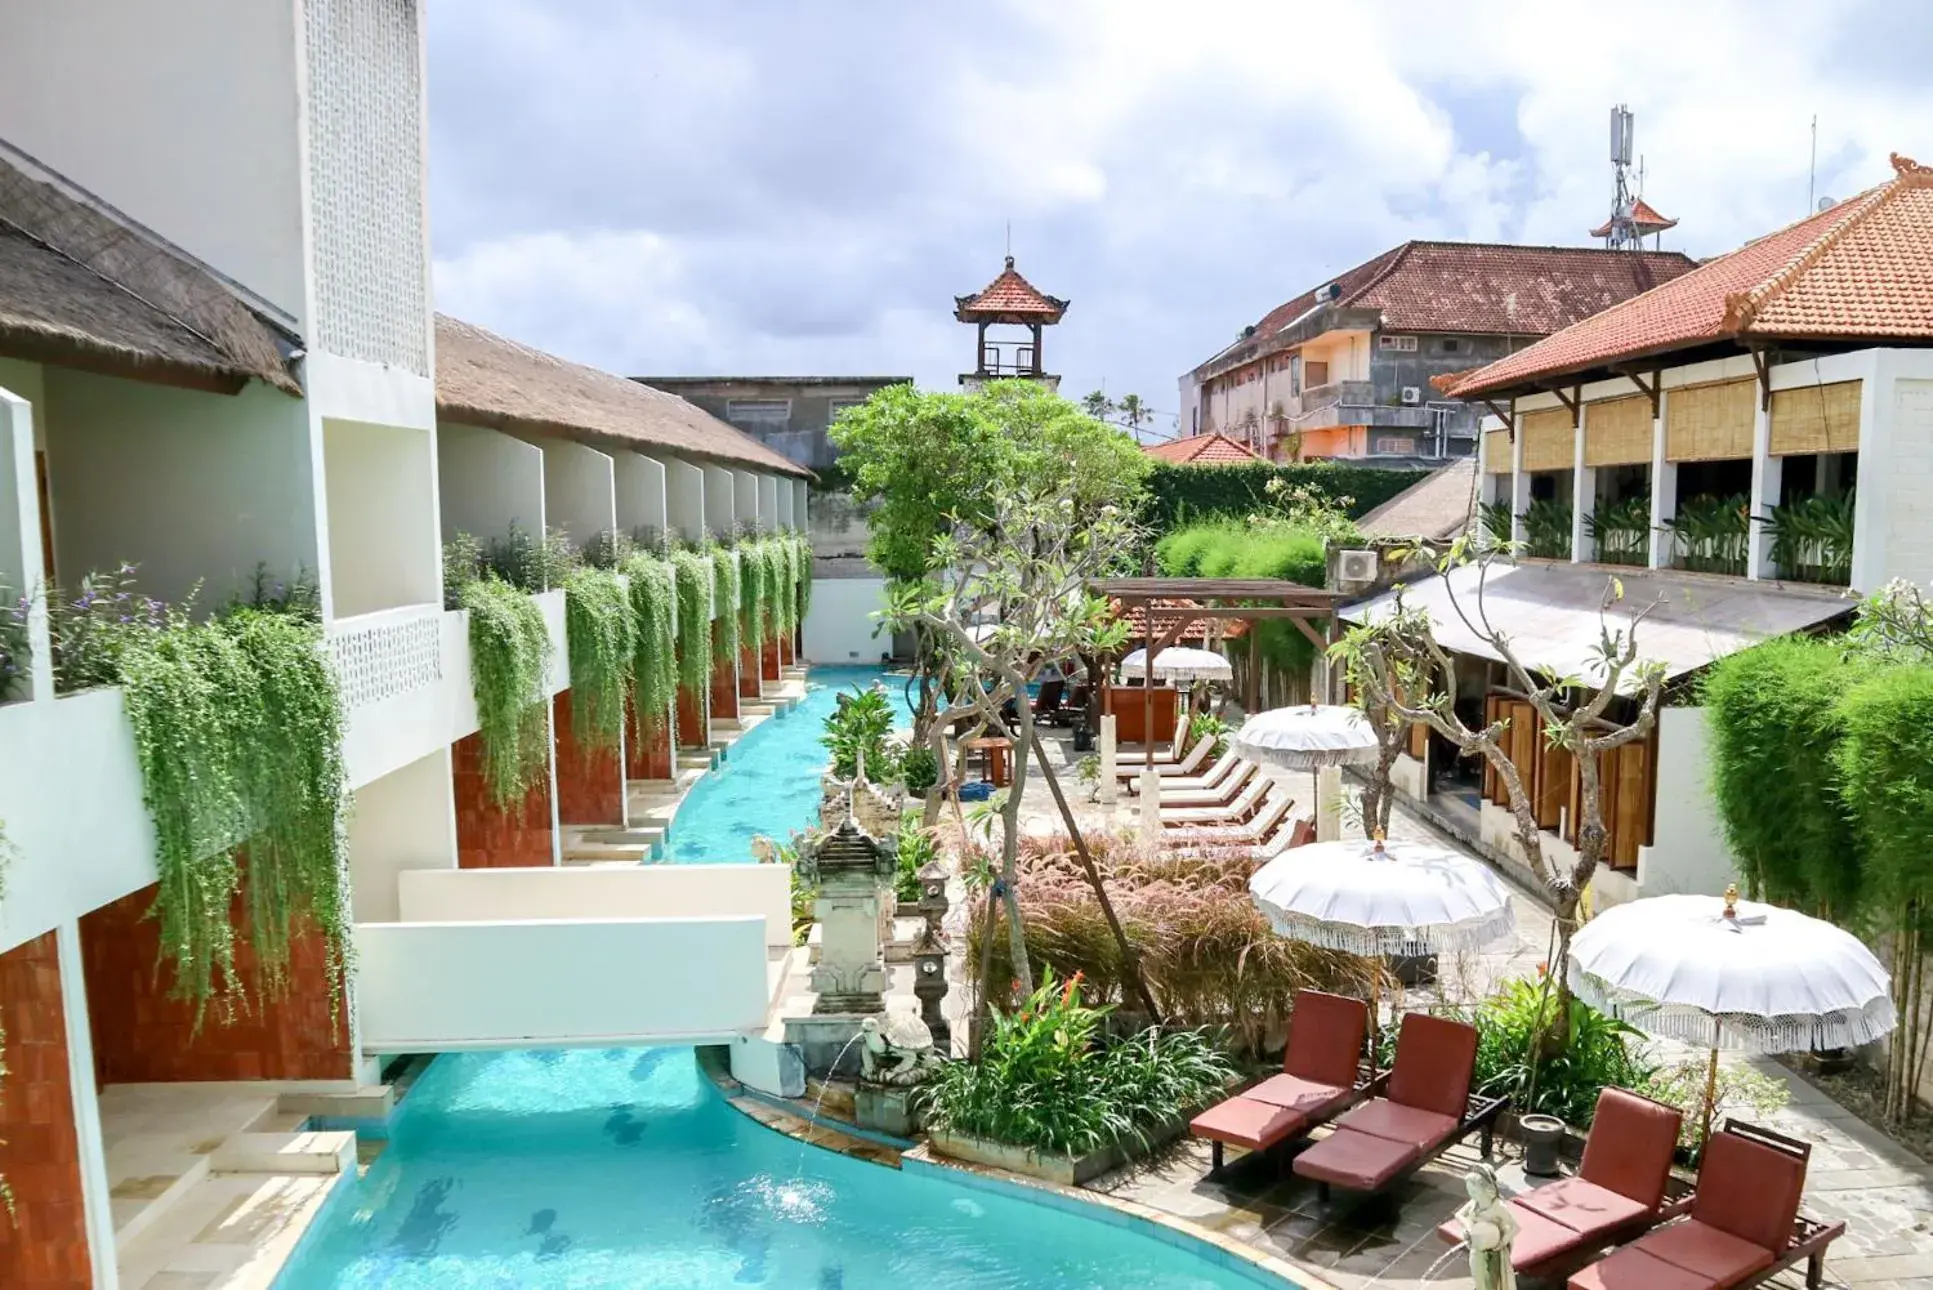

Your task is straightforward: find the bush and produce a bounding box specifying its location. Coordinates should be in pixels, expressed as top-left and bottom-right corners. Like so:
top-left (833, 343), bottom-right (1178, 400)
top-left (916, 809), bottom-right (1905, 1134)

top-left (920, 970), bottom-right (1234, 1156)
top-left (1143, 461), bottom-right (1426, 534)
top-left (893, 812), bottom-right (936, 903)
top-left (821, 684), bottom-right (903, 783)
top-left (900, 743), bottom-right (939, 797)
top-left (1153, 519), bottom-right (1332, 672)
top-left (1465, 978), bottom-right (1654, 1128)
top-left (970, 833), bottom-right (1373, 1055)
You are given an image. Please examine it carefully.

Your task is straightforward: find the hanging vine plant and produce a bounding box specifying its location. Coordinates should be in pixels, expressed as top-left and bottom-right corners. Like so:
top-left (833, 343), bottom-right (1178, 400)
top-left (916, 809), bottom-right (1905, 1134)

top-left (772, 538), bottom-right (797, 640)
top-left (563, 566), bottom-right (634, 755)
top-left (118, 606), bottom-right (351, 1022)
top-left (738, 539), bottom-right (769, 653)
top-left (670, 550), bottom-right (714, 694)
top-left (795, 533), bottom-right (813, 623)
top-left (622, 553), bottom-right (677, 737)
top-left (462, 574), bottom-right (554, 807)
top-left (714, 547), bottom-right (743, 665)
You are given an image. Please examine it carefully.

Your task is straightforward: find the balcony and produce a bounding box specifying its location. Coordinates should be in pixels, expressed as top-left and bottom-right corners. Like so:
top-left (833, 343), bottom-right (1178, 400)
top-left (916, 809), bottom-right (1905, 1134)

top-left (1287, 380), bottom-right (1441, 431)
top-left (352, 865), bottom-right (791, 1051)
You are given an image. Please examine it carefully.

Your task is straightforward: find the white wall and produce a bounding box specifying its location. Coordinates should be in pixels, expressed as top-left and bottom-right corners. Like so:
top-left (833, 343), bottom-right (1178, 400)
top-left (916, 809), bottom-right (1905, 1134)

top-left (0, 690), bottom-right (159, 953)
top-left (704, 465), bottom-right (736, 539)
top-left (666, 457), bottom-right (706, 544)
top-left (537, 439), bottom-right (616, 548)
top-left (803, 577), bottom-right (890, 662)
top-left (322, 418), bottom-right (440, 618)
top-left (757, 474), bottom-right (780, 533)
top-left (734, 470), bottom-right (759, 535)
top-left (1637, 706), bottom-right (1739, 898)
top-left (775, 477), bottom-right (795, 531)
top-left (353, 915), bottom-right (770, 1050)
top-left (614, 452), bottom-right (667, 544)
top-left (0, 2), bottom-right (308, 318)
top-left (346, 747), bottom-right (457, 924)
top-left (43, 370), bottom-right (318, 611)
top-left (793, 478), bottom-right (809, 534)
top-left (437, 421), bottom-right (544, 543)
top-left (396, 864), bottom-right (792, 948)
top-left (0, 378), bottom-right (51, 701)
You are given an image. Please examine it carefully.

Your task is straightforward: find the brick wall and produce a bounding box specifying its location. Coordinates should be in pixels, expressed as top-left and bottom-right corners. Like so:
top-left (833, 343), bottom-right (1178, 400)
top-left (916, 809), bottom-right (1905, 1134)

top-left (710, 654), bottom-right (739, 722)
top-left (451, 729), bottom-right (555, 868)
top-left (676, 684), bottom-right (708, 749)
top-left (625, 697), bottom-right (674, 780)
top-left (551, 692), bottom-right (623, 826)
top-left (738, 644), bottom-right (761, 699)
top-left (0, 933), bottom-right (92, 1289)
top-left (80, 885), bottom-right (351, 1083)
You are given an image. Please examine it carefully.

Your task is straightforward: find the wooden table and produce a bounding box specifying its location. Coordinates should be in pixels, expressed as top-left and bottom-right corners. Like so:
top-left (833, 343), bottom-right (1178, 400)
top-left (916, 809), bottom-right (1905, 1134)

top-left (962, 736), bottom-right (1013, 788)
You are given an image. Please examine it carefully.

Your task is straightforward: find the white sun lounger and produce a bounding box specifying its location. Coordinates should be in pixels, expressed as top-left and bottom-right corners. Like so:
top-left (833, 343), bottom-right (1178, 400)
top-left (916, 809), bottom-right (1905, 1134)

top-left (1153, 759), bottom-right (1260, 808)
top-left (1133, 747), bottom-right (1241, 794)
top-left (1161, 774), bottom-right (1269, 826)
top-left (1166, 789), bottom-right (1299, 847)
top-left (1115, 712), bottom-right (1191, 766)
top-left (1114, 732), bottom-right (1214, 780)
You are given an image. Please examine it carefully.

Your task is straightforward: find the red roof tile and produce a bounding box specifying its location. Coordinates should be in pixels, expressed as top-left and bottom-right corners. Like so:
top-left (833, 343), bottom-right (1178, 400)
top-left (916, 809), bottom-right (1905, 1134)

top-left (1144, 432), bottom-right (1265, 464)
top-left (1590, 197), bottom-right (1679, 239)
top-left (1446, 154), bottom-right (1933, 400)
top-left (954, 256), bottom-right (1068, 322)
top-left (1112, 598), bottom-right (1246, 642)
top-left (1196, 242), bottom-right (1696, 376)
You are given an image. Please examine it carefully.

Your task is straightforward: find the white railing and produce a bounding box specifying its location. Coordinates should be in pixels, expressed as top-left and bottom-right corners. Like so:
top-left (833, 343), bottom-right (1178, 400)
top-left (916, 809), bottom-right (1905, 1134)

top-left (327, 602), bottom-right (443, 711)
top-left (395, 864), bottom-right (793, 949)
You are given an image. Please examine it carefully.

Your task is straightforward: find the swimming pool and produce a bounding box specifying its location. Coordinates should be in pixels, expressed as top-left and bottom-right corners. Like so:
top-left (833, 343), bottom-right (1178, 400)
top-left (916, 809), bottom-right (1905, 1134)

top-left (661, 665), bottom-right (912, 864)
top-left (275, 1046), bottom-right (1291, 1289)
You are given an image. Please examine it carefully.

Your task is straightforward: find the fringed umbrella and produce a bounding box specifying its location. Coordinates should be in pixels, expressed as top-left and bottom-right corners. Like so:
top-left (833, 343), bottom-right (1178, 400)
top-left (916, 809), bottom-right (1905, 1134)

top-left (1567, 884), bottom-right (1894, 1146)
top-left (1117, 646), bottom-right (1233, 684)
top-left (1235, 704), bottom-right (1382, 834)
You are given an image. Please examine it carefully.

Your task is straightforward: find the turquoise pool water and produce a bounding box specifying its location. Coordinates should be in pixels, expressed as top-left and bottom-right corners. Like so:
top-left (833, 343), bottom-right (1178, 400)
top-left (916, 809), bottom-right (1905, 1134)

top-left (277, 665), bottom-right (1293, 1288)
top-left (276, 1047), bottom-right (1287, 1288)
top-left (662, 665), bottom-right (912, 864)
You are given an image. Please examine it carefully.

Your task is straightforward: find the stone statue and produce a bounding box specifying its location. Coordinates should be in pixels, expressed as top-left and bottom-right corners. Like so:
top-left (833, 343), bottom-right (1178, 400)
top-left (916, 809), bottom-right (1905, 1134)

top-left (858, 1013), bottom-right (942, 1087)
top-left (1455, 1163), bottom-right (1519, 1290)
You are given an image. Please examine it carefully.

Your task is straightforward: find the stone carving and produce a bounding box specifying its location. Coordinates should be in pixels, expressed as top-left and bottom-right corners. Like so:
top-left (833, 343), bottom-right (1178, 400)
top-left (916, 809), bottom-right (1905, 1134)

top-left (807, 816), bottom-right (896, 1014)
top-left (1456, 1163), bottom-right (1519, 1290)
top-left (859, 1013), bottom-right (943, 1087)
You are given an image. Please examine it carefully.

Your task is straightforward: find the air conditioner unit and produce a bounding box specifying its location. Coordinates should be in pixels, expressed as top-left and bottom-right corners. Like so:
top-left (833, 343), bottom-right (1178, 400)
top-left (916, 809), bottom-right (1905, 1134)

top-left (1337, 549), bottom-right (1379, 584)
top-left (1401, 386), bottom-right (1422, 405)
top-left (1314, 282), bottom-right (1341, 303)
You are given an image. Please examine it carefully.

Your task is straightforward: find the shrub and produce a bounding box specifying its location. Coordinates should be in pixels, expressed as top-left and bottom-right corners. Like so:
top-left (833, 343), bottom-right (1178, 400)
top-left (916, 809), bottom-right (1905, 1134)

top-left (1190, 712), bottom-right (1231, 762)
top-left (461, 575), bottom-right (554, 807)
top-left (920, 970), bottom-right (1235, 1156)
top-left (893, 812), bottom-right (936, 903)
top-left (822, 684), bottom-right (902, 783)
top-left (900, 743), bottom-right (939, 797)
top-left (1639, 1058), bottom-right (1789, 1151)
top-left (1143, 461), bottom-right (1426, 534)
top-left (483, 523), bottom-right (576, 591)
top-left (1153, 519), bottom-right (1332, 673)
top-left (969, 833), bottom-right (1374, 1055)
top-left (48, 562), bottom-right (169, 692)
top-left (1465, 977), bottom-right (1654, 1127)
top-left (0, 585), bottom-right (24, 701)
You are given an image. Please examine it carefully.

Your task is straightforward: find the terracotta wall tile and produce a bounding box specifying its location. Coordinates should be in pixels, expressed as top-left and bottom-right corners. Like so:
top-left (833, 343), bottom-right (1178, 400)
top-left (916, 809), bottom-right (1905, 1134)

top-left (0, 932), bottom-right (91, 1289)
top-left (451, 729), bottom-right (554, 868)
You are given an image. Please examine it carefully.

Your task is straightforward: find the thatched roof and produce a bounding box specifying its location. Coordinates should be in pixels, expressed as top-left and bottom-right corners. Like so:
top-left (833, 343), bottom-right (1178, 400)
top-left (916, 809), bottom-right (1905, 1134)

top-left (435, 315), bottom-right (809, 476)
top-left (0, 148), bottom-right (299, 394)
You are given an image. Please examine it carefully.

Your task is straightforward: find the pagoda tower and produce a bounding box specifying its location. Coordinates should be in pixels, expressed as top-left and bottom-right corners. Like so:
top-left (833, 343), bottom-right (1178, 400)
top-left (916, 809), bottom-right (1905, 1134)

top-left (953, 255), bottom-right (1068, 392)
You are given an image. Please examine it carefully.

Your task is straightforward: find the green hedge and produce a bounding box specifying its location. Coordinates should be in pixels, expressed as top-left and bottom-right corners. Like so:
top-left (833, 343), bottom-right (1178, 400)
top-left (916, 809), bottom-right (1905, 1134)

top-left (1143, 461), bottom-right (1428, 533)
top-left (1154, 520), bottom-right (1329, 671)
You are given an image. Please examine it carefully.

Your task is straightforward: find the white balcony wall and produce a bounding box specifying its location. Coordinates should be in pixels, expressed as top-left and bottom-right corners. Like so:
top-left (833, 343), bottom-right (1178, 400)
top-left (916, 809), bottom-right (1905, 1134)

top-left (666, 457), bottom-right (706, 543)
top-left (1636, 706), bottom-right (1737, 900)
top-left (703, 465), bottom-right (735, 539)
top-left (0, 378), bottom-right (51, 700)
top-left (42, 370), bottom-right (317, 610)
top-left (537, 439), bottom-right (617, 547)
top-left (438, 421), bottom-right (545, 543)
top-left (353, 915), bottom-right (770, 1051)
top-left (614, 452), bottom-right (667, 545)
top-left (757, 475), bottom-right (780, 533)
top-left (804, 577), bottom-right (890, 663)
top-left (734, 470), bottom-right (759, 534)
top-left (321, 418), bottom-right (440, 618)
top-left (0, 1), bottom-right (308, 319)
top-left (346, 748), bottom-right (458, 924)
top-left (0, 690), bottom-right (158, 953)
top-left (396, 864), bottom-right (793, 948)
top-left (776, 478), bottom-right (795, 531)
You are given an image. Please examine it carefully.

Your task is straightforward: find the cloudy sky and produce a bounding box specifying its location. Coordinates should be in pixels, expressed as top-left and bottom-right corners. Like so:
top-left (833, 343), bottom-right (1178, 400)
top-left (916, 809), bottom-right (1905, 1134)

top-left (427, 0), bottom-right (1927, 439)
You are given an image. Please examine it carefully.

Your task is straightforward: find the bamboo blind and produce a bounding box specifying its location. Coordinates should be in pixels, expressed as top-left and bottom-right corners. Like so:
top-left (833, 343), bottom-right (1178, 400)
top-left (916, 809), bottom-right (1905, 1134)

top-left (1584, 395), bottom-right (1654, 467)
top-left (1483, 427), bottom-right (1513, 474)
top-left (1519, 407), bottom-right (1574, 473)
top-left (1770, 380), bottom-right (1862, 455)
top-left (1665, 379), bottom-right (1755, 462)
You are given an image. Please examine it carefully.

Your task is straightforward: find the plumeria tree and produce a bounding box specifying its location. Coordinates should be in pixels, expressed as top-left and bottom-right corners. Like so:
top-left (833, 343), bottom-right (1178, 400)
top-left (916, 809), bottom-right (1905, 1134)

top-left (1333, 539), bottom-right (1666, 1033)
top-left (889, 486), bottom-right (1157, 1041)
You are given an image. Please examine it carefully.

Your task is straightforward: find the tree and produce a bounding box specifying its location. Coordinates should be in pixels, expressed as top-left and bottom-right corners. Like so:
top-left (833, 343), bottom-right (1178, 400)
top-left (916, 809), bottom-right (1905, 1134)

top-left (1081, 389), bottom-right (1115, 421)
top-left (1333, 540), bottom-right (1666, 1037)
top-left (888, 487), bottom-right (1154, 1048)
top-left (1115, 393), bottom-right (1150, 439)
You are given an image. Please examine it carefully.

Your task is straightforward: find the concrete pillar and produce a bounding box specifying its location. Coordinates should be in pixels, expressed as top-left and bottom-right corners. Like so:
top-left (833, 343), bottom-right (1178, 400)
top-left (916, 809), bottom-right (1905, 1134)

top-left (793, 478), bottom-right (809, 533)
top-left (1139, 766), bottom-right (1162, 852)
top-left (1849, 356), bottom-right (1889, 593)
top-left (757, 474), bottom-right (779, 534)
top-left (614, 452), bottom-right (667, 547)
top-left (1648, 390), bottom-right (1675, 570)
top-left (0, 385), bottom-right (53, 698)
top-left (703, 465), bottom-right (735, 540)
top-left (1571, 405), bottom-right (1595, 563)
top-left (1509, 415), bottom-right (1530, 548)
top-left (1316, 765), bottom-right (1343, 843)
top-left (666, 457), bottom-right (706, 544)
top-left (1097, 714), bottom-right (1118, 806)
top-left (733, 470), bottom-right (758, 537)
top-left (1747, 394), bottom-right (1778, 580)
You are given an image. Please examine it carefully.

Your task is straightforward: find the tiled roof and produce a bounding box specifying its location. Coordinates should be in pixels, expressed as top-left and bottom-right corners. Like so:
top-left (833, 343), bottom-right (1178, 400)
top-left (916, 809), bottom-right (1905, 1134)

top-left (1144, 432), bottom-right (1265, 464)
top-left (1445, 155), bottom-right (1933, 400)
top-left (1590, 197), bottom-right (1679, 239)
top-left (1112, 598), bottom-right (1246, 642)
top-left (954, 256), bottom-right (1068, 322)
top-left (1196, 242), bottom-right (1696, 375)
top-left (1355, 458), bottom-right (1476, 542)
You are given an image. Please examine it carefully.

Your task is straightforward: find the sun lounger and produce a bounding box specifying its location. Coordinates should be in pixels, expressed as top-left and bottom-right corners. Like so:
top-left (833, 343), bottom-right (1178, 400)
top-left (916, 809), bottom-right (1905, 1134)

top-left (1153, 760), bottom-right (1259, 809)
top-left (1115, 734), bottom-right (1214, 779)
top-left (1116, 712), bottom-right (1191, 767)
top-left (1437, 1087), bottom-right (1684, 1279)
top-left (1191, 990), bottom-right (1371, 1177)
top-left (1161, 774), bottom-right (1270, 826)
top-left (1131, 747), bottom-right (1242, 794)
top-left (1293, 1012), bottom-right (1506, 1204)
top-left (1568, 1121), bottom-right (1845, 1290)
top-left (1164, 788), bottom-right (1297, 846)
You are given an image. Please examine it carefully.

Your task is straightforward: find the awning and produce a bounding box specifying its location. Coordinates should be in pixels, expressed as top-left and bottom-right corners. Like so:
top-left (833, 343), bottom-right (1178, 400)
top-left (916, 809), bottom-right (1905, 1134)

top-left (1341, 561), bottom-right (1854, 686)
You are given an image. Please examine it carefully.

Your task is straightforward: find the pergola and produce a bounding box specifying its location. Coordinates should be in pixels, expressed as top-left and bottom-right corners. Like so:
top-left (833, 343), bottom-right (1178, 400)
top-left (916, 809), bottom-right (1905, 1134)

top-left (1091, 577), bottom-right (1351, 745)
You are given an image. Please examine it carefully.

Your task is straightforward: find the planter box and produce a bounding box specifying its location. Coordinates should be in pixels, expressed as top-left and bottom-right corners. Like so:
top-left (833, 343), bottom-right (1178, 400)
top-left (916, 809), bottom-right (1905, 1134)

top-left (927, 1116), bottom-right (1187, 1187)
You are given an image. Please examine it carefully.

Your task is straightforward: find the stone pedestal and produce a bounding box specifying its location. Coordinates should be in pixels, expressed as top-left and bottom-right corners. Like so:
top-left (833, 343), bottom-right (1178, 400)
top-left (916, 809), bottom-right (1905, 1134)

top-left (1097, 714), bottom-right (1118, 806)
top-left (808, 817), bottom-right (894, 1015)
top-left (854, 1084), bottom-right (922, 1137)
top-left (784, 1013), bottom-right (872, 1079)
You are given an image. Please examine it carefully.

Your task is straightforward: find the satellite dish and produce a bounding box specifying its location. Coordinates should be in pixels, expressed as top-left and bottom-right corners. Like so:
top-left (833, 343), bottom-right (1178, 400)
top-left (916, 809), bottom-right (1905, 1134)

top-left (1817, 196), bottom-right (1837, 212)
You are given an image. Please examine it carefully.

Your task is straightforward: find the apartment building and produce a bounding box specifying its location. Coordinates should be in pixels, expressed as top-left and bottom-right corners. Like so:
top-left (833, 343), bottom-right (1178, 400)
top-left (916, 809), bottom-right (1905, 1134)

top-left (1179, 241), bottom-right (1696, 462)
top-left (1356, 155), bottom-right (1933, 909)
top-left (0, 5), bottom-right (808, 1286)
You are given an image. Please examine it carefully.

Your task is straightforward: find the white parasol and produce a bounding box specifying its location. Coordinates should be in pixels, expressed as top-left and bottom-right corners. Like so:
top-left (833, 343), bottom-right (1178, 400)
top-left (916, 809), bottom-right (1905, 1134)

top-left (1567, 884), bottom-right (1894, 1144)
top-left (1234, 703), bottom-right (1381, 772)
top-left (1249, 835), bottom-right (1517, 958)
top-left (1117, 646), bottom-right (1233, 684)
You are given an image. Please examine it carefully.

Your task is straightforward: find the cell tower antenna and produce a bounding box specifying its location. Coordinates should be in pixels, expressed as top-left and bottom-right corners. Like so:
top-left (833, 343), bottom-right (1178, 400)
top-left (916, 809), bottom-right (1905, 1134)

top-left (1808, 115), bottom-right (1818, 215)
top-left (1603, 105), bottom-right (1640, 250)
